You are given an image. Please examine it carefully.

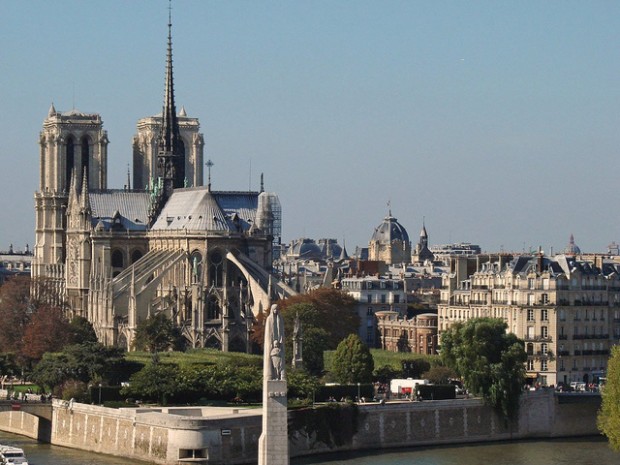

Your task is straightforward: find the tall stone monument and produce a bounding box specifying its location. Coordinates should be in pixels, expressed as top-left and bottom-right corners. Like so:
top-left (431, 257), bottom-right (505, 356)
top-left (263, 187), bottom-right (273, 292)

top-left (258, 304), bottom-right (289, 465)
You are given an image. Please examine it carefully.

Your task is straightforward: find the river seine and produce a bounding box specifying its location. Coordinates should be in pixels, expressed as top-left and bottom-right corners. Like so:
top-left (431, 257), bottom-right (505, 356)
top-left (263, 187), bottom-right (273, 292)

top-left (0, 431), bottom-right (617, 465)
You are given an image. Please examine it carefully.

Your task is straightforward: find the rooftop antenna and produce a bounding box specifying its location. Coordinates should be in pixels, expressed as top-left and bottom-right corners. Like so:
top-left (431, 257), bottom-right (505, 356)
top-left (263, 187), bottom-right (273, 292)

top-left (206, 159), bottom-right (214, 192)
top-left (387, 199), bottom-right (392, 216)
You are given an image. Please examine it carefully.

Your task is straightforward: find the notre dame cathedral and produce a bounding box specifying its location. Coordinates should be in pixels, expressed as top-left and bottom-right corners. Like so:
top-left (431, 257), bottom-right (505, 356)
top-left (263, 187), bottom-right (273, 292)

top-left (32, 16), bottom-right (294, 351)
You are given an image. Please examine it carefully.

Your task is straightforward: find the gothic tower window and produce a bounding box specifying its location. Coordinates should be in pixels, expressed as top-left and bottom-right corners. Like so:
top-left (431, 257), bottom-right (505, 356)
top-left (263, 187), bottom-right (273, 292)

top-left (66, 136), bottom-right (75, 191)
top-left (81, 136), bottom-right (90, 186)
top-left (131, 249), bottom-right (143, 264)
top-left (111, 249), bottom-right (124, 268)
top-left (207, 295), bottom-right (220, 320)
top-left (209, 251), bottom-right (223, 287)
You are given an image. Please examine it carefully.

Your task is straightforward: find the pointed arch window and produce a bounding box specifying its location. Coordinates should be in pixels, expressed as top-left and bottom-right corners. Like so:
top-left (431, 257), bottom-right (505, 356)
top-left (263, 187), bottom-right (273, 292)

top-left (65, 136), bottom-right (75, 191)
top-left (207, 295), bottom-right (220, 320)
top-left (111, 249), bottom-right (124, 268)
top-left (209, 251), bottom-right (223, 287)
top-left (131, 249), bottom-right (143, 264)
top-left (81, 136), bottom-right (90, 187)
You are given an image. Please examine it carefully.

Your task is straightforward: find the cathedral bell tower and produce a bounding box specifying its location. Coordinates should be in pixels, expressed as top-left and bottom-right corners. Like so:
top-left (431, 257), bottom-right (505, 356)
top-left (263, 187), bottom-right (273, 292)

top-left (33, 105), bottom-right (108, 294)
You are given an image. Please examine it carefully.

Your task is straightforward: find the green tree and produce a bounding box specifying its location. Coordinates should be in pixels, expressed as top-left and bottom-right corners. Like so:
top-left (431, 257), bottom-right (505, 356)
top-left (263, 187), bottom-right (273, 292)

top-left (29, 342), bottom-right (125, 395)
top-left (62, 342), bottom-right (125, 383)
top-left (68, 316), bottom-right (98, 344)
top-left (288, 368), bottom-right (320, 401)
top-left (121, 361), bottom-right (180, 405)
top-left (332, 334), bottom-right (374, 384)
top-left (440, 318), bottom-right (526, 419)
top-left (422, 365), bottom-right (456, 384)
top-left (401, 358), bottom-right (431, 378)
top-left (373, 364), bottom-right (401, 384)
top-left (279, 303), bottom-right (329, 375)
top-left (598, 345), bottom-right (620, 450)
top-left (29, 353), bottom-right (73, 393)
top-left (132, 313), bottom-right (185, 352)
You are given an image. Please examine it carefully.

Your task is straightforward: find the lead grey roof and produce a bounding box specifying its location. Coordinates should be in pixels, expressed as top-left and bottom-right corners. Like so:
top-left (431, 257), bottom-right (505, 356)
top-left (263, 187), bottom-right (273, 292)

top-left (371, 214), bottom-right (410, 244)
top-left (150, 187), bottom-right (259, 232)
top-left (89, 190), bottom-right (150, 231)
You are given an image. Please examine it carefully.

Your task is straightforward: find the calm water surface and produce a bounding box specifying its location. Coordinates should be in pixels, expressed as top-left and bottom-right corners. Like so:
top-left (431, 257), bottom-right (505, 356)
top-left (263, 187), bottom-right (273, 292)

top-left (0, 431), bottom-right (616, 465)
top-left (294, 437), bottom-right (617, 465)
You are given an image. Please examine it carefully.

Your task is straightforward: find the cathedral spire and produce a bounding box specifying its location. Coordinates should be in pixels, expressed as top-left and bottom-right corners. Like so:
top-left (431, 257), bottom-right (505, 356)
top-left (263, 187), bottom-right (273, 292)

top-left (157, 1), bottom-right (185, 198)
top-left (80, 168), bottom-right (91, 213)
top-left (68, 168), bottom-right (79, 208)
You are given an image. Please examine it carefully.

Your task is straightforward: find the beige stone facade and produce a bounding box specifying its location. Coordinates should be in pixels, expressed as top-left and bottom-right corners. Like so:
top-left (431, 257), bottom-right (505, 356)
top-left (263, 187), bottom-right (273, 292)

top-left (438, 254), bottom-right (620, 387)
top-left (341, 277), bottom-right (407, 347)
top-left (132, 111), bottom-right (204, 190)
top-left (368, 212), bottom-right (411, 265)
top-left (375, 310), bottom-right (438, 354)
top-left (32, 22), bottom-right (293, 351)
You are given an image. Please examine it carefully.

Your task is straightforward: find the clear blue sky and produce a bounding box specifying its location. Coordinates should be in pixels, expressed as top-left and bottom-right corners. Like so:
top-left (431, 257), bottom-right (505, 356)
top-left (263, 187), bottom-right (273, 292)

top-left (2, 0), bottom-right (620, 255)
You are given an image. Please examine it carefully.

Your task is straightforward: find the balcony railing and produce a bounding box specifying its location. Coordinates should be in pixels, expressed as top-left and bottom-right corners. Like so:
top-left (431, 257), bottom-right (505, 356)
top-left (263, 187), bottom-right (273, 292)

top-left (573, 334), bottom-right (610, 340)
top-left (523, 335), bottom-right (552, 342)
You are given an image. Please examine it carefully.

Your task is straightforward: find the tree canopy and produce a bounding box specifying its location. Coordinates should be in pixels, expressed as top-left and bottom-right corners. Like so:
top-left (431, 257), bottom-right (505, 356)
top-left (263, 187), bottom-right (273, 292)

top-left (132, 313), bottom-right (185, 352)
top-left (0, 276), bottom-right (87, 365)
top-left (29, 342), bottom-right (125, 394)
top-left (0, 276), bottom-right (33, 354)
top-left (331, 334), bottom-right (374, 384)
top-left (598, 345), bottom-right (620, 450)
top-left (22, 305), bottom-right (72, 362)
top-left (278, 288), bottom-right (359, 349)
top-left (440, 318), bottom-right (527, 419)
top-left (253, 288), bottom-right (359, 375)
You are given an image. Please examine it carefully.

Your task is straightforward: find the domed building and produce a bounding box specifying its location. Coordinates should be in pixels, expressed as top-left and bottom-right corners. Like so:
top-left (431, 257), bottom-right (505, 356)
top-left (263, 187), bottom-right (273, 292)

top-left (368, 210), bottom-right (411, 265)
top-left (563, 234), bottom-right (582, 256)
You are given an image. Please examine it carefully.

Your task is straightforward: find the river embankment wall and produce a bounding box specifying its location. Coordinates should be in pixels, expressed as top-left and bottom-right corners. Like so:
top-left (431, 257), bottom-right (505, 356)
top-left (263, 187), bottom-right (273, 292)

top-left (0, 390), bottom-right (603, 465)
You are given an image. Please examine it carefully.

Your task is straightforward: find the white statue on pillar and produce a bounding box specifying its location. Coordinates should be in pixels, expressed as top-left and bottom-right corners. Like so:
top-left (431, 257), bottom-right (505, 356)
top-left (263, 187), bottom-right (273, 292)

top-left (264, 304), bottom-right (286, 381)
top-left (258, 302), bottom-right (289, 465)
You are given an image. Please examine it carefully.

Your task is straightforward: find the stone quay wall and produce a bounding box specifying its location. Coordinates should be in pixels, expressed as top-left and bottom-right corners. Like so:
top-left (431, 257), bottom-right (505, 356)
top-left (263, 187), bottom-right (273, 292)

top-left (0, 409), bottom-right (41, 440)
top-left (293, 390), bottom-right (601, 459)
top-left (0, 390), bottom-right (603, 465)
top-left (50, 402), bottom-right (262, 465)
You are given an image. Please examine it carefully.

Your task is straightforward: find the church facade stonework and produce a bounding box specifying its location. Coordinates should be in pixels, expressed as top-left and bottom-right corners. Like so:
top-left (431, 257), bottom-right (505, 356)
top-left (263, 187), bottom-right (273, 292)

top-left (32, 18), bottom-right (293, 351)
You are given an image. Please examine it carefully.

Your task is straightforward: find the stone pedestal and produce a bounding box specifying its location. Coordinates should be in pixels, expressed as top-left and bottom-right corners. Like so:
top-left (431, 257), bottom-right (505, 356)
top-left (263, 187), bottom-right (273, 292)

top-left (258, 379), bottom-right (288, 465)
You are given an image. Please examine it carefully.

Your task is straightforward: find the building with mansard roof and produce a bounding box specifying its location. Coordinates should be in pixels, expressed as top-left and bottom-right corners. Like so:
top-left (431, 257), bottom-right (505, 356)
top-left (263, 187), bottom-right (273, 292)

top-left (438, 253), bottom-right (620, 387)
top-left (32, 15), bottom-right (293, 351)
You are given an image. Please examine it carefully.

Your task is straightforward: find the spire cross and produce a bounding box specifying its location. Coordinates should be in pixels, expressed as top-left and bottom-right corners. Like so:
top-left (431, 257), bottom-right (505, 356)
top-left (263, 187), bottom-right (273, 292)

top-left (206, 159), bottom-right (214, 191)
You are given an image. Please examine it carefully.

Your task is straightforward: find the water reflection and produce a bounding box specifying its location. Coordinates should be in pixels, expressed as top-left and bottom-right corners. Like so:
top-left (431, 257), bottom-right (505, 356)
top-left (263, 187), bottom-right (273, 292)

top-left (0, 431), bottom-right (147, 465)
top-left (0, 430), bottom-right (616, 465)
top-left (293, 437), bottom-right (618, 465)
